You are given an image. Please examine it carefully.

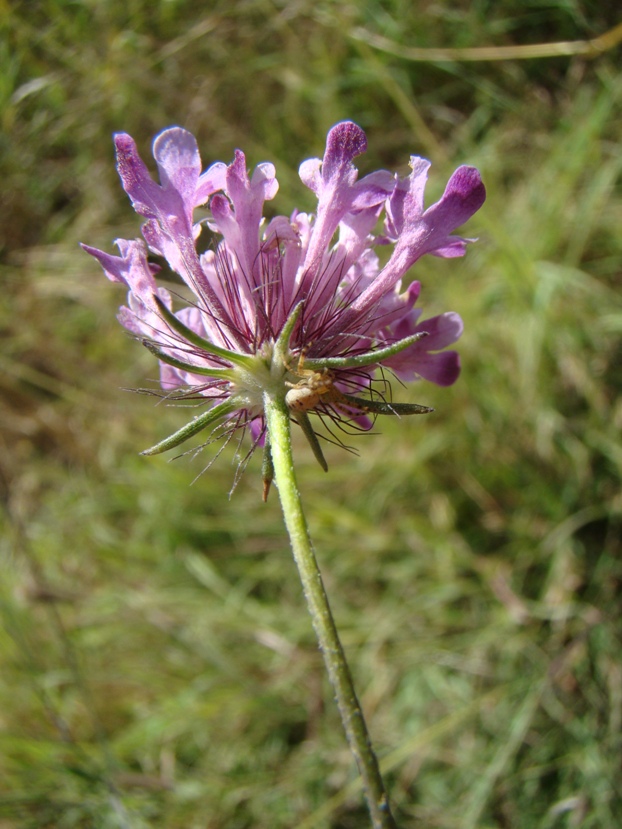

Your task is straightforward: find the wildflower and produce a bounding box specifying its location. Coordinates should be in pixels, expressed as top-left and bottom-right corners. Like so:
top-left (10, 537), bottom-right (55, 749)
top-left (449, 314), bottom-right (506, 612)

top-left (83, 121), bottom-right (485, 484)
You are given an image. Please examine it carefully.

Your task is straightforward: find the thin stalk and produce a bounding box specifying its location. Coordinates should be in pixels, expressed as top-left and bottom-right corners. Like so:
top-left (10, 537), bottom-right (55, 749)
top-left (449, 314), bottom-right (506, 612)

top-left (264, 393), bottom-right (398, 829)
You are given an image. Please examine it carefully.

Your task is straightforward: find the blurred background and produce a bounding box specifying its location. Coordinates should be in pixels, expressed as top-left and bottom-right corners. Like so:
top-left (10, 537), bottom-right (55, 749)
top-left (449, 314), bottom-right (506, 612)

top-left (1, 2), bottom-right (622, 827)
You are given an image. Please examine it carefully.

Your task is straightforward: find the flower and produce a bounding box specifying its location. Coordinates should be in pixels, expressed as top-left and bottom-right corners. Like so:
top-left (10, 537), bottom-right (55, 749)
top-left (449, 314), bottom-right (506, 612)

top-left (83, 121), bottom-right (485, 487)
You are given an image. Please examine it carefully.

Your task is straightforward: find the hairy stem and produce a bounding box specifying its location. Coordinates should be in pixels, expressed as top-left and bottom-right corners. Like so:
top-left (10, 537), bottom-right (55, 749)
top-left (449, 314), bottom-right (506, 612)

top-left (264, 393), bottom-right (398, 829)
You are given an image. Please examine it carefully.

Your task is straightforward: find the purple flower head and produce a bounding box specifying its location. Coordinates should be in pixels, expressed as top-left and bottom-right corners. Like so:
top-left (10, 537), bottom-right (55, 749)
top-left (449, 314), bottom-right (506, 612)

top-left (84, 122), bottom-right (485, 487)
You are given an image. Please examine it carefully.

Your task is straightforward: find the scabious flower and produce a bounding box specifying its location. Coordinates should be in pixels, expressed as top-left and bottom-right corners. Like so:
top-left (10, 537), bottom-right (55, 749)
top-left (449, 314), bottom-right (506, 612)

top-left (83, 121), bottom-right (485, 485)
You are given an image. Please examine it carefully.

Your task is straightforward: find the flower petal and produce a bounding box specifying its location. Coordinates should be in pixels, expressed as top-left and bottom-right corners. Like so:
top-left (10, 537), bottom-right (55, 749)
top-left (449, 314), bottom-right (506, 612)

top-left (383, 311), bottom-right (464, 386)
top-left (424, 166), bottom-right (486, 233)
top-left (298, 122), bottom-right (368, 288)
top-left (209, 150), bottom-right (279, 284)
top-left (114, 132), bottom-right (246, 347)
top-left (82, 239), bottom-right (158, 306)
top-left (153, 128), bottom-right (203, 220)
top-left (335, 164), bottom-right (485, 332)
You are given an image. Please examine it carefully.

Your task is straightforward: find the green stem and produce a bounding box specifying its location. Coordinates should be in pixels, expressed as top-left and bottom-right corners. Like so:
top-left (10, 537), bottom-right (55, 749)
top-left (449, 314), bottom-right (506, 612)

top-left (264, 393), bottom-right (398, 829)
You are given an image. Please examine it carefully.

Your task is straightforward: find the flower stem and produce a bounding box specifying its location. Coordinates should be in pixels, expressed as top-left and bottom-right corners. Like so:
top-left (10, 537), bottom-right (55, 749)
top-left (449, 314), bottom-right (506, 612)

top-left (264, 394), bottom-right (398, 829)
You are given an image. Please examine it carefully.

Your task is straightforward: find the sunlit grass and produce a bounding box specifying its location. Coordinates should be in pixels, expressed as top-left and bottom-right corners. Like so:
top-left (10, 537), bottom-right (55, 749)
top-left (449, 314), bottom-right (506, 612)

top-left (2, 1), bottom-right (622, 827)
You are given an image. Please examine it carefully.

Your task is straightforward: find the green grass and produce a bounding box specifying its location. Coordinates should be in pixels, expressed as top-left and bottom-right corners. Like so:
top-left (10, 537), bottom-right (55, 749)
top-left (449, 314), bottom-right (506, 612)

top-left (2, 1), bottom-right (622, 827)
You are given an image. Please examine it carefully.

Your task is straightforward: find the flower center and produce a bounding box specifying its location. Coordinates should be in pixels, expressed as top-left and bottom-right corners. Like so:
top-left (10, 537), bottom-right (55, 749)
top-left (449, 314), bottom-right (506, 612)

top-left (227, 344), bottom-right (289, 412)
